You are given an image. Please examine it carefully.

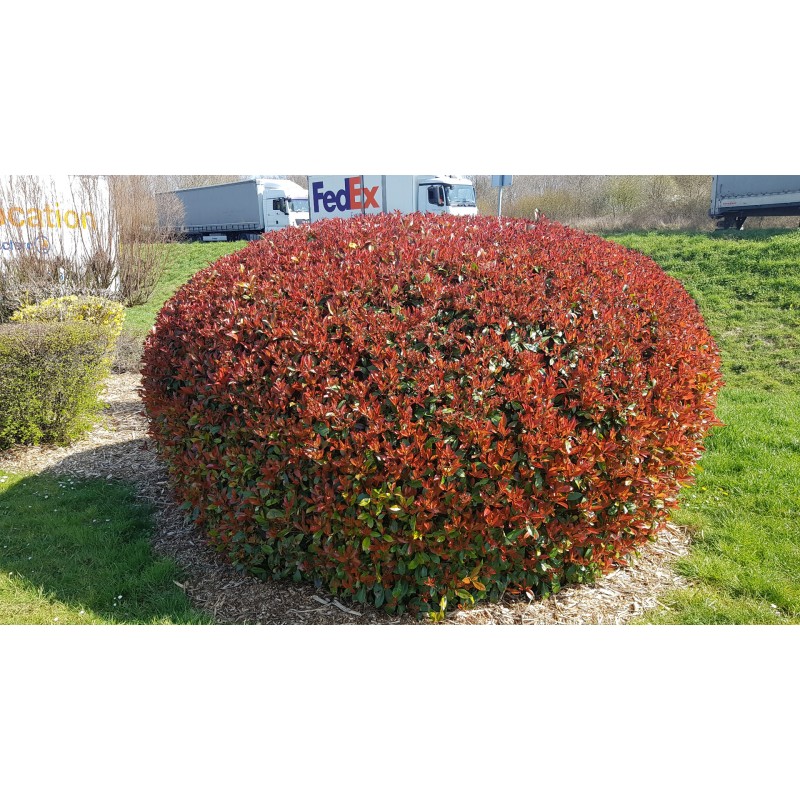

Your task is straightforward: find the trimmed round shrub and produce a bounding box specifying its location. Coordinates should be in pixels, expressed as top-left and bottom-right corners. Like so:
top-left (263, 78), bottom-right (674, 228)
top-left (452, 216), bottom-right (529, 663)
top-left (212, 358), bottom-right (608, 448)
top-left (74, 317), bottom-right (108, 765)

top-left (0, 321), bottom-right (114, 448)
top-left (142, 214), bottom-right (722, 615)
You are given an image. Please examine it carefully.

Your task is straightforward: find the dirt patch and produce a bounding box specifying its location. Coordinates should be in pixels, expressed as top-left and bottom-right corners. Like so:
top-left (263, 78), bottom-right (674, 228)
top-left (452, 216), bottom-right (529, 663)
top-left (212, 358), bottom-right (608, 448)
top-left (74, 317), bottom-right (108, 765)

top-left (0, 373), bottom-right (693, 625)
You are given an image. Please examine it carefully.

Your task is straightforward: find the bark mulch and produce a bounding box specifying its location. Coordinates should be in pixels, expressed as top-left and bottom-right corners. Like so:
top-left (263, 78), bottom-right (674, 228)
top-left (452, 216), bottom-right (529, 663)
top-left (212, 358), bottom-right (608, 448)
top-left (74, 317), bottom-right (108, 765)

top-left (0, 373), bottom-right (694, 625)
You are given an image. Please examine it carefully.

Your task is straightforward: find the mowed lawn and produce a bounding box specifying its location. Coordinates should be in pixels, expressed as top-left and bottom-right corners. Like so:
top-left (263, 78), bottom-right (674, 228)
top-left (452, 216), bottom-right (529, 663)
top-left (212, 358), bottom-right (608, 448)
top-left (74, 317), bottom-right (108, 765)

top-left (123, 241), bottom-right (248, 339)
top-left (609, 230), bottom-right (800, 624)
top-left (0, 472), bottom-right (208, 624)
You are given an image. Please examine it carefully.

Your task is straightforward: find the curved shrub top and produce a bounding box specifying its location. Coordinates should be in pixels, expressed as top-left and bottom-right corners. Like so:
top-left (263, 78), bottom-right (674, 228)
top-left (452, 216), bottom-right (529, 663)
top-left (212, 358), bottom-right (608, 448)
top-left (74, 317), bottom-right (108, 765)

top-left (142, 214), bottom-right (722, 616)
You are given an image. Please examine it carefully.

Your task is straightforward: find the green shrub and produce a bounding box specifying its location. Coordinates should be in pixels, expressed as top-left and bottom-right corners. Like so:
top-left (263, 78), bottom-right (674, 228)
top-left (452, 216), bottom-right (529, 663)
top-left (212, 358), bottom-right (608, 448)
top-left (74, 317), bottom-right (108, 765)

top-left (0, 321), bottom-right (113, 448)
top-left (11, 295), bottom-right (124, 343)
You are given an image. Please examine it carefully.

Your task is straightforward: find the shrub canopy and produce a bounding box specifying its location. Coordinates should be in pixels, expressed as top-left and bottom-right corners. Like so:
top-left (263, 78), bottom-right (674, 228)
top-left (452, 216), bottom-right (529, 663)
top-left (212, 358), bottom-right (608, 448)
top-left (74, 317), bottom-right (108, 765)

top-left (0, 321), bottom-right (112, 448)
top-left (11, 294), bottom-right (124, 338)
top-left (142, 214), bottom-right (722, 615)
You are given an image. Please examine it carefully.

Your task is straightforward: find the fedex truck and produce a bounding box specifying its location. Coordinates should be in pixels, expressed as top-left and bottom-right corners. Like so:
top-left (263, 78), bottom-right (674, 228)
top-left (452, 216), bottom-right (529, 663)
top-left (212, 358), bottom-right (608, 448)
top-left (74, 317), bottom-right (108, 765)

top-left (307, 175), bottom-right (478, 222)
top-left (0, 174), bottom-right (114, 266)
top-left (157, 178), bottom-right (309, 241)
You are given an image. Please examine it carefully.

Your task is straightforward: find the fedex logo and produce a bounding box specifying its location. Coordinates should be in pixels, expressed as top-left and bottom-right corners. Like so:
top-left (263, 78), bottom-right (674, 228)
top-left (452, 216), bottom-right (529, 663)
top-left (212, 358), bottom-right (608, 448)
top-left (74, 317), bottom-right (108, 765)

top-left (311, 176), bottom-right (380, 214)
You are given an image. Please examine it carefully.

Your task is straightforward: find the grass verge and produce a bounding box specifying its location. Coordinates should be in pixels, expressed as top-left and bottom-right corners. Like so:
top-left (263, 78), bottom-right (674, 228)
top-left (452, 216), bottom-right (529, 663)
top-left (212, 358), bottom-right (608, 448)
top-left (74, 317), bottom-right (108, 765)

top-left (123, 241), bottom-right (248, 340)
top-left (608, 229), bottom-right (800, 624)
top-left (0, 471), bottom-right (209, 624)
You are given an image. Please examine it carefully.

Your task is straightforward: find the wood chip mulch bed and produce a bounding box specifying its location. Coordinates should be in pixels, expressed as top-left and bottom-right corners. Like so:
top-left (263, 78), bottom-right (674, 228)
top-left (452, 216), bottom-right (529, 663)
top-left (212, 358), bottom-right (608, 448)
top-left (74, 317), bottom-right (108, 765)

top-left (0, 373), bottom-right (694, 625)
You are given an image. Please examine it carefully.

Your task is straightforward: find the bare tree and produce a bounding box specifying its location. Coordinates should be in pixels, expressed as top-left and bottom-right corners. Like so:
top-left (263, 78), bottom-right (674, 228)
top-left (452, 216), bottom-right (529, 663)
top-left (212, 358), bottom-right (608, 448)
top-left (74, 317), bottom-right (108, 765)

top-left (107, 175), bottom-right (176, 306)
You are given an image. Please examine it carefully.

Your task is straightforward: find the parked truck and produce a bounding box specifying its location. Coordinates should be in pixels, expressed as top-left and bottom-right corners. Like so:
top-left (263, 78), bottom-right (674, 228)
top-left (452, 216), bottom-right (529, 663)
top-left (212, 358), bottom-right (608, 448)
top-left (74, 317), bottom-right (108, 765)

top-left (709, 176), bottom-right (800, 230)
top-left (307, 175), bottom-right (477, 222)
top-left (157, 178), bottom-right (309, 241)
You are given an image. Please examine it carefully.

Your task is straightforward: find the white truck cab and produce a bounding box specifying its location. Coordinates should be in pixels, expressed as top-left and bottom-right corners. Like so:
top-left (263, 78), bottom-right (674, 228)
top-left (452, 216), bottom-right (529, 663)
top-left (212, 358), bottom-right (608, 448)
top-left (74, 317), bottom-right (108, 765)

top-left (415, 175), bottom-right (478, 216)
top-left (259, 179), bottom-right (310, 230)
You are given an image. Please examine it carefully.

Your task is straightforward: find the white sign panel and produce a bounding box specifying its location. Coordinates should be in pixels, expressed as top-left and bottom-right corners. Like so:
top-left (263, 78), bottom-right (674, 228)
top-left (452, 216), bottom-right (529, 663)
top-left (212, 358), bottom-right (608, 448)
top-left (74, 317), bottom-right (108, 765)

top-left (491, 175), bottom-right (513, 188)
top-left (308, 175), bottom-right (385, 222)
top-left (0, 175), bottom-right (114, 264)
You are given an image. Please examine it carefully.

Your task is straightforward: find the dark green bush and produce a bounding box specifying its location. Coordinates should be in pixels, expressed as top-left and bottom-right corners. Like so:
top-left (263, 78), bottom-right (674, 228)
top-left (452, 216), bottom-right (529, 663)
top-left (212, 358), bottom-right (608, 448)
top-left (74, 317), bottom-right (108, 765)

top-left (0, 321), bottom-right (113, 448)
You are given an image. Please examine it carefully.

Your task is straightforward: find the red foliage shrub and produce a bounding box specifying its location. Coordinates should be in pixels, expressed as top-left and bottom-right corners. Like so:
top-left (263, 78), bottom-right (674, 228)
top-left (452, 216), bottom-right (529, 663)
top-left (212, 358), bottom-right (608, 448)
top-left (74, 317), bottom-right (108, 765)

top-left (141, 214), bottom-right (722, 615)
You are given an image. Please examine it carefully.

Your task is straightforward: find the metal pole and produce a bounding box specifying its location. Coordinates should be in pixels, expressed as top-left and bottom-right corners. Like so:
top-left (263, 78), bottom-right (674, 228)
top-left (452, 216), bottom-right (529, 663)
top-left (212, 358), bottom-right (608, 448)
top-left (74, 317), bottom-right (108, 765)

top-left (497, 185), bottom-right (503, 217)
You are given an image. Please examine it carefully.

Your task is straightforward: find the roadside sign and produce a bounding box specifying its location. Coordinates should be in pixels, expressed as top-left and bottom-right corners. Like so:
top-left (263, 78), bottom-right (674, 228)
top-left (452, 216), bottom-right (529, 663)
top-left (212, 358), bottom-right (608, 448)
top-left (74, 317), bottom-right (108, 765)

top-left (491, 175), bottom-right (513, 215)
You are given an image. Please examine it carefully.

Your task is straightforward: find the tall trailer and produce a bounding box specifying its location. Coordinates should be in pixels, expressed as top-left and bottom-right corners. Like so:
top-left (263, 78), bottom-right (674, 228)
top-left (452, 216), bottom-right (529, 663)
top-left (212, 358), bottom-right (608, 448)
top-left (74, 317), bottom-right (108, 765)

top-left (709, 176), bottom-right (800, 230)
top-left (158, 178), bottom-right (309, 241)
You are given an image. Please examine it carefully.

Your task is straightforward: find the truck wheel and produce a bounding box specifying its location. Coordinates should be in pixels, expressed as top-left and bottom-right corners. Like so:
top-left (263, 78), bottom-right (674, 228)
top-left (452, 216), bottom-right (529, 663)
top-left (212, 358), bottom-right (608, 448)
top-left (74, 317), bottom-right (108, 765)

top-left (734, 215), bottom-right (747, 230)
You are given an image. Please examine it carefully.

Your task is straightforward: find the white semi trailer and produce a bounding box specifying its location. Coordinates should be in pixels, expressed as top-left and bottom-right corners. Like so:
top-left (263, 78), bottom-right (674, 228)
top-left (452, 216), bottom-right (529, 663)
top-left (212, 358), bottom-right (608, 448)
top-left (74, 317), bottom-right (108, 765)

top-left (158, 178), bottom-right (310, 241)
top-left (709, 176), bottom-right (800, 230)
top-left (307, 175), bottom-right (477, 222)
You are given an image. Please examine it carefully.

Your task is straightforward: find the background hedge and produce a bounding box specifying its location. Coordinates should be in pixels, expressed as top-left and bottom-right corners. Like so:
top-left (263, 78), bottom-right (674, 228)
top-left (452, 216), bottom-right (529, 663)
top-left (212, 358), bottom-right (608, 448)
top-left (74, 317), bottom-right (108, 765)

top-left (0, 296), bottom-right (124, 448)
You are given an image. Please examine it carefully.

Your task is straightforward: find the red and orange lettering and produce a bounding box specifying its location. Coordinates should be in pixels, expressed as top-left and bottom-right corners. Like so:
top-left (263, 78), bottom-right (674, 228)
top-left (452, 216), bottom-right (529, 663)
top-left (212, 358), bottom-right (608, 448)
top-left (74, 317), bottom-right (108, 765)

top-left (363, 185), bottom-right (379, 209)
top-left (348, 176), bottom-right (363, 210)
top-left (8, 207), bottom-right (25, 226)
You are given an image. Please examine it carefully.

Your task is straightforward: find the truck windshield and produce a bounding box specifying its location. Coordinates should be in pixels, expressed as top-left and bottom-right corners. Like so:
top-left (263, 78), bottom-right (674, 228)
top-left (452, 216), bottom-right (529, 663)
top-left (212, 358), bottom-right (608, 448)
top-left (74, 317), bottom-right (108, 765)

top-left (288, 198), bottom-right (309, 213)
top-left (445, 184), bottom-right (476, 207)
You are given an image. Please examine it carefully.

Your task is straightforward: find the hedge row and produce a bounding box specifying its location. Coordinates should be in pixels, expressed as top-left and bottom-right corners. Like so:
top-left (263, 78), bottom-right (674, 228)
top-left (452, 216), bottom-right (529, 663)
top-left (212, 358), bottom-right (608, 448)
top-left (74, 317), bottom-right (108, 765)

top-left (11, 295), bottom-right (125, 339)
top-left (0, 296), bottom-right (124, 448)
top-left (142, 214), bottom-right (722, 616)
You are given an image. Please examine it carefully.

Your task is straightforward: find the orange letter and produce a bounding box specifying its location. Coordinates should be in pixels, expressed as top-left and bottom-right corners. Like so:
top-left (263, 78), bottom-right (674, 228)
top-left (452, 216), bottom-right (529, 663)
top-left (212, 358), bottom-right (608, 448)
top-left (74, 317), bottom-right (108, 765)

top-left (27, 208), bottom-right (42, 227)
top-left (80, 211), bottom-right (95, 229)
top-left (8, 207), bottom-right (25, 226)
top-left (64, 210), bottom-right (78, 228)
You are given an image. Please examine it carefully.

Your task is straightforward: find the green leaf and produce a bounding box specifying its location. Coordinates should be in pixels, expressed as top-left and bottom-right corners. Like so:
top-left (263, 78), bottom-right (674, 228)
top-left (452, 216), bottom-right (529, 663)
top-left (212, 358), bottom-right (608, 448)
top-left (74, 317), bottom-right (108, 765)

top-left (374, 585), bottom-right (385, 608)
top-left (361, 536), bottom-right (371, 552)
top-left (312, 422), bottom-right (330, 437)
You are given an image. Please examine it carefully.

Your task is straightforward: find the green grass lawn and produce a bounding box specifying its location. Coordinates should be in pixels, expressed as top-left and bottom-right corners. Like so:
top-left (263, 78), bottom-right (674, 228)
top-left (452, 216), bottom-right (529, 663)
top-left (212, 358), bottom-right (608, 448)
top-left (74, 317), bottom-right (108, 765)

top-left (123, 241), bottom-right (248, 339)
top-left (608, 229), bottom-right (800, 624)
top-left (0, 471), bottom-right (209, 624)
